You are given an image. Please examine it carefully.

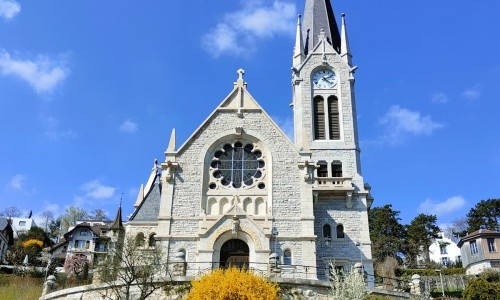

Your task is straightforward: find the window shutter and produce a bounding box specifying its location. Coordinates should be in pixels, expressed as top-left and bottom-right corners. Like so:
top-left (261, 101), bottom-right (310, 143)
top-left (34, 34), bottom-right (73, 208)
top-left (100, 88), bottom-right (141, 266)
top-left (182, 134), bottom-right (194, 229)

top-left (314, 96), bottom-right (325, 140)
top-left (328, 96), bottom-right (340, 140)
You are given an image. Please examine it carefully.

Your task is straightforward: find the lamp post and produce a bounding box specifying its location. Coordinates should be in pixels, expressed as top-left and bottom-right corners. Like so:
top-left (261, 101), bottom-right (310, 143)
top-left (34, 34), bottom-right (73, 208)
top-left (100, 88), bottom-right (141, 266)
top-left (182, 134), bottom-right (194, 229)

top-left (435, 269), bottom-right (445, 297)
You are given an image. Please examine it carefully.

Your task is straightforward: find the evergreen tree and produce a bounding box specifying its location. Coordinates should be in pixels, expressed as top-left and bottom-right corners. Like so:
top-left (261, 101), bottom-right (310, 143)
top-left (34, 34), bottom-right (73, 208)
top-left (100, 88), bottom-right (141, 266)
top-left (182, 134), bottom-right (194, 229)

top-left (466, 198), bottom-right (500, 232)
top-left (18, 226), bottom-right (54, 247)
top-left (368, 204), bottom-right (406, 263)
top-left (405, 214), bottom-right (440, 266)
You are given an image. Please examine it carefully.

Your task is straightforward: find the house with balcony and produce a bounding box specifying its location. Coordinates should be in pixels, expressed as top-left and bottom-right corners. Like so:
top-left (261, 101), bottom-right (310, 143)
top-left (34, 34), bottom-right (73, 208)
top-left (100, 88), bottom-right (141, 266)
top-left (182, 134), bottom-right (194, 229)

top-left (458, 229), bottom-right (500, 275)
top-left (63, 207), bottom-right (124, 267)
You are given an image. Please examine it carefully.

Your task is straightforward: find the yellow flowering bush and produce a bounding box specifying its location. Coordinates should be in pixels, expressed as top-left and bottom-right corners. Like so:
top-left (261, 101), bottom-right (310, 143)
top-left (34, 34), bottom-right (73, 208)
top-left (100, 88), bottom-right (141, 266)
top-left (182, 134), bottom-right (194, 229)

top-left (22, 239), bottom-right (43, 249)
top-left (186, 267), bottom-right (279, 300)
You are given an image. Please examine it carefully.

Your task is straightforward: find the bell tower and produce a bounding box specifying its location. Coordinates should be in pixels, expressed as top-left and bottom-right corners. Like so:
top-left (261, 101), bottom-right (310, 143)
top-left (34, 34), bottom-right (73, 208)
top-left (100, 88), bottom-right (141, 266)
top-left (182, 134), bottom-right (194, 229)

top-left (292, 0), bottom-right (362, 179)
top-left (292, 0), bottom-right (374, 284)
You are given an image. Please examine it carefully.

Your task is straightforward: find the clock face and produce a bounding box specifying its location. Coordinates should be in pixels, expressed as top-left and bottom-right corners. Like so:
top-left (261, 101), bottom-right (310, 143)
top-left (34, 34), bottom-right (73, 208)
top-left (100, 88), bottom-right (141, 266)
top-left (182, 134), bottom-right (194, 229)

top-left (312, 70), bottom-right (337, 89)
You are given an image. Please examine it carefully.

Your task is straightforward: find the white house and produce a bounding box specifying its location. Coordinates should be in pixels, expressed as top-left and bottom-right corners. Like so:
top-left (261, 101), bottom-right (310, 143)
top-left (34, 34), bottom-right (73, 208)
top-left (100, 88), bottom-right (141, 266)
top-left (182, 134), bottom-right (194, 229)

top-left (10, 217), bottom-right (37, 238)
top-left (429, 232), bottom-right (462, 266)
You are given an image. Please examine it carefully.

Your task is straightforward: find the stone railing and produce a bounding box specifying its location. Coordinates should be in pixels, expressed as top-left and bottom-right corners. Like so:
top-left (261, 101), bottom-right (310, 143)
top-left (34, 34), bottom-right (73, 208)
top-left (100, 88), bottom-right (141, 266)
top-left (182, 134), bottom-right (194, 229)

top-left (313, 177), bottom-right (353, 190)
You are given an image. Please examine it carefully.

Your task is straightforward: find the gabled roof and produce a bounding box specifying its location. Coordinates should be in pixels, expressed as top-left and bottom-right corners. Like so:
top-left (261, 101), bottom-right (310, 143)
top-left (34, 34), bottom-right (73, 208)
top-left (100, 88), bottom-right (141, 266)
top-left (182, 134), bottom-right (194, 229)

top-left (0, 217), bottom-right (14, 245)
top-left (175, 69), bottom-right (297, 155)
top-left (302, 0), bottom-right (341, 55)
top-left (0, 217), bottom-right (9, 230)
top-left (49, 239), bottom-right (68, 253)
top-left (63, 222), bottom-right (113, 240)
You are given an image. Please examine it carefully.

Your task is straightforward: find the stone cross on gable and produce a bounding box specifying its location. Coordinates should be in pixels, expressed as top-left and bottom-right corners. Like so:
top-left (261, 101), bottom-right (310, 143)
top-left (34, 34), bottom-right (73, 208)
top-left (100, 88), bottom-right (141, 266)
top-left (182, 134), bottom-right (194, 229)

top-left (237, 68), bottom-right (245, 80)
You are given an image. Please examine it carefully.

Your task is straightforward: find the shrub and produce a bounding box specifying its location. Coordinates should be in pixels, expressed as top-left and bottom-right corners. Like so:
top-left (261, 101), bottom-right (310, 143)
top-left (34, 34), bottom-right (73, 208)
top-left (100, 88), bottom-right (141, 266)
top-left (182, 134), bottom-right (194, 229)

top-left (463, 270), bottom-right (500, 300)
top-left (186, 267), bottom-right (280, 300)
top-left (330, 263), bottom-right (367, 300)
top-left (364, 294), bottom-right (390, 299)
top-left (21, 239), bottom-right (43, 249)
top-left (396, 268), bottom-right (465, 277)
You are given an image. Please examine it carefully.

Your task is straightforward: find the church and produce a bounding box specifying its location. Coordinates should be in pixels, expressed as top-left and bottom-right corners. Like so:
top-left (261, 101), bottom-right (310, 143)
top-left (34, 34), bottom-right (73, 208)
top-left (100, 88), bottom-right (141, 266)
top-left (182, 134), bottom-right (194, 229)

top-left (127, 0), bottom-right (374, 282)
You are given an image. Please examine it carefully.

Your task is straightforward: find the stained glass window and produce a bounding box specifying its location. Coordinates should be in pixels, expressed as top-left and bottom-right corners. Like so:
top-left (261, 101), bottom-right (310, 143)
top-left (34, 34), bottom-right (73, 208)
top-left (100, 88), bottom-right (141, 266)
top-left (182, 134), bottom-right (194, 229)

top-left (212, 143), bottom-right (264, 189)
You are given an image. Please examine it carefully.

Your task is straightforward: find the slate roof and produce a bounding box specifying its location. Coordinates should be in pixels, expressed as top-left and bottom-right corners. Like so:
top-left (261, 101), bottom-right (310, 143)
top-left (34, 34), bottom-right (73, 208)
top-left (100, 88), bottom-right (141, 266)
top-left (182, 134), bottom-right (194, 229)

top-left (0, 218), bottom-right (9, 231)
top-left (302, 0), bottom-right (341, 55)
top-left (0, 217), bottom-right (14, 245)
top-left (129, 174), bottom-right (161, 222)
top-left (110, 206), bottom-right (123, 230)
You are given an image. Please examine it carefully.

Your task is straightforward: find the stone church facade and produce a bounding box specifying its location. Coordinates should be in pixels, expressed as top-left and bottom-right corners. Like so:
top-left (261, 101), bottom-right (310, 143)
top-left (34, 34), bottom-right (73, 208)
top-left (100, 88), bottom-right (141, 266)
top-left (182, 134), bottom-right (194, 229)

top-left (126, 0), bottom-right (374, 283)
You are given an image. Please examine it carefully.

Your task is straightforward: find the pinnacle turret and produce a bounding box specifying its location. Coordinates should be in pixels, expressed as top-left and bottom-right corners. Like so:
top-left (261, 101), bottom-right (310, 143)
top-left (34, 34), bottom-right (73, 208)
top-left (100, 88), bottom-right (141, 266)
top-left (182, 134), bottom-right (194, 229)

top-left (293, 14), bottom-right (304, 67)
top-left (341, 13), bottom-right (353, 66)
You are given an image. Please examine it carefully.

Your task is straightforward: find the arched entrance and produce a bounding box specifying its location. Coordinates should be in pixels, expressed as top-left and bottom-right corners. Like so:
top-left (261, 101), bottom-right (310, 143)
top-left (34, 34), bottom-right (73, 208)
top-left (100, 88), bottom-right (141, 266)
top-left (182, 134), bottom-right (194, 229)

top-left (220, 239), bottom-right (249, 268)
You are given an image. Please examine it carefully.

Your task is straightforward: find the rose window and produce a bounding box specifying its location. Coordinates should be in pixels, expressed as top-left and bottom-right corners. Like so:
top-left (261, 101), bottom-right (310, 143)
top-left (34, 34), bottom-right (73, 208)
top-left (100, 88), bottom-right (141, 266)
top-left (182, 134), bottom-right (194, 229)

top-left (209, 142), bottom-right (265, 189)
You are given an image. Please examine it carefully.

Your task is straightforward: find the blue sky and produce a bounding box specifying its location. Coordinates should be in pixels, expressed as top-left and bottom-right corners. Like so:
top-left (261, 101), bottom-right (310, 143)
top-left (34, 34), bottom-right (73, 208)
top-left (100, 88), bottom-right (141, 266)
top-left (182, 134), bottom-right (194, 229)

top-left (0, 0), bottom-right (499, 229)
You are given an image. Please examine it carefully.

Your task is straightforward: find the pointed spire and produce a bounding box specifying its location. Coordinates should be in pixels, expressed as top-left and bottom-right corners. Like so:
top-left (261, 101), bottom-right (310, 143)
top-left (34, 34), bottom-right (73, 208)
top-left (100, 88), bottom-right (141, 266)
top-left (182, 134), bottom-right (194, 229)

top-left (110, 203), bottom-right (123, 230)
top-left (302, 0), bottom-right (341, 55)
top-left (293, 14), bottom-right (304, 67)
top-left (341, 13), bottom-right (353, 66)
top-left (167, 128), bottom-right (176, 153)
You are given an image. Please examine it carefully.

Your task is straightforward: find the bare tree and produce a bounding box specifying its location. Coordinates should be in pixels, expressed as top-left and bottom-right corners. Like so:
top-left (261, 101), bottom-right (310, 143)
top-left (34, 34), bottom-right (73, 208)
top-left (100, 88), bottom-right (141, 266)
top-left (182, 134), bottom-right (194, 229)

top-left (91, 208), bottom-right (108, 221)
top-left (40, 210), bottom-right (54, 232)
top-left (97, 237), bottom-right (169, 300)
top-left (1, 206), bottom-right (21, 218)
top-left (59, 206), bottom-right (90, 233)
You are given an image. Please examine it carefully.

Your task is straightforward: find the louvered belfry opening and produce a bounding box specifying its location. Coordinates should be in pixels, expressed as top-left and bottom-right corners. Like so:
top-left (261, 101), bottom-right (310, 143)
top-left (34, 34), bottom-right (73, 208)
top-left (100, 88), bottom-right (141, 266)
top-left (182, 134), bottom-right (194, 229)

top-left (331, 161), bottom-right (343, 177)
top-left (313, 96), bottom-right (325, 140)
top-left (328, 96), bottom-right (340, 140)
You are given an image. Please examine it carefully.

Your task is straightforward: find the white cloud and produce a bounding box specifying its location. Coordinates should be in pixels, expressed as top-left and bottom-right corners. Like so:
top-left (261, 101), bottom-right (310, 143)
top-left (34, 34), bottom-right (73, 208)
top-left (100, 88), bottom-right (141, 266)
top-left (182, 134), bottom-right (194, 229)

top-left (41, 115), bottom-right (77, 141)
top-left (0, 49), bottom-right (69, 93)
top-left (431, 92), bottom-right (448, 104)
top-left (81, 180), bottom-right (116, 200)
top-left (45, 129), bottom-right (77, 141)
top-left (9, 174), bottom-right (26, 189)
top-left (0, 0), bottom-right (21, 20)
top-left (119, 120), bottom-right (138, 134)
top-left (418, 196), bottom-right (466, 217)
top-left (462, 85), bottom-right (481, 100)
top-left (202, 0), bottom-right (296, 57)
top-left (379, 105), bottom-right (443, 144)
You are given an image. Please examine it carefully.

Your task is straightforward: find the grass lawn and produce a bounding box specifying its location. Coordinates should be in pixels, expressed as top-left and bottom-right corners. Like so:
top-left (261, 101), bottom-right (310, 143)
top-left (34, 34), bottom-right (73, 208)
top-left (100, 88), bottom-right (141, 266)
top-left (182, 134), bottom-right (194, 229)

top-left (0, 274), bottom-right (44, 300)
